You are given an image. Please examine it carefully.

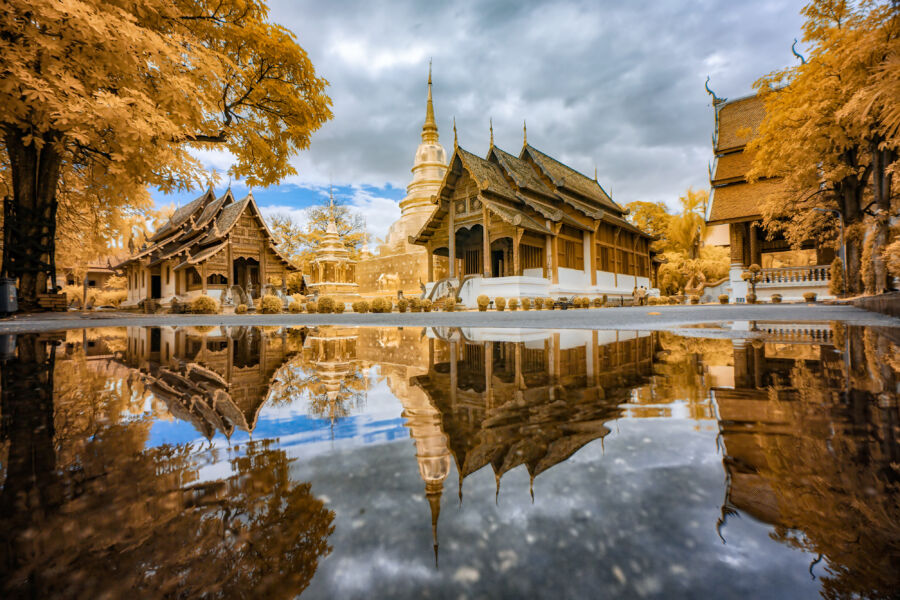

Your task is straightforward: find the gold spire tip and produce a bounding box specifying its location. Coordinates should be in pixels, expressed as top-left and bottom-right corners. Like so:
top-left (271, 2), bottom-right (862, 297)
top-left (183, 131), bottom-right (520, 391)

top-left (489, 117), bottom-right (494, 147)
top-left (523, 120), bottom-right (527, 146)
top-left (453, 116), bottom-right (458, 147)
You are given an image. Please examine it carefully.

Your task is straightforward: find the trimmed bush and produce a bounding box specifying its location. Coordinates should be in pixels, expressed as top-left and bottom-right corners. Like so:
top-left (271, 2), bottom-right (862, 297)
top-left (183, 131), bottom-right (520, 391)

top-left (397, 298), bottom-right (409, 313)
top-left (190, 295), bottom-right (219, 314)
top-left (508, 298), bottom-right (519, 311)
top-left (718, 294), bottom-right (729, 304)
top-left (443, 297), bottom-right (456, 312)
top-left (592, 297), bottom-right (603, 308)
top-left (648, 296), bottom-right (659, 306)
top-left (317, 297), bottom-right (336, 313)
top-left (477, 294), bottom-right (490, 311)
top-left (334, 302), bottom-right (345, 313)
top-left (289, 300), bottom-right (303, 313)
top-left (259, 295), bottom-right (282, 314)
top-left (235, 303), bottom-right (248, 314)
top-left (829, 257), bottom-right (845, 296)
top-left (370, 297), bottom-right (387, 313)
top-left (546, 297), bottom-right (556, 310)
top-left (803, 291), bottom-right (818, 303)
top-left (306, 301), bottom-right (317, 313)
top-left (521, 297), bottom-right (532, 310)
top-left (771, 294), bottom-right (782, 304)
top-left (602, 294), bottom-right (608, 306)
top-left (495, 297), bottom-right (506, 311)
top-left (352, 300), bottom-right (370, 313)
top-left (533, 297), bottom-right (543, 310)
top-left (746, 293), bottom-right (757, 304)
top-left (689, 295), bottom-right (700, 304)
top-left (422, 299), bottom-right (433, 312)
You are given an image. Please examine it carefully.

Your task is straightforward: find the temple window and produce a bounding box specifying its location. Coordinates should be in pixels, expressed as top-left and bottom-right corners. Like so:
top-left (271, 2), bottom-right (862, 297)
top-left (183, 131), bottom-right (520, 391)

top-left (187, 267), bottom-right (202, 288)
top-left (207, 273), bottom-right (228, 285)
top-left (522, 245), bottom-right (543, 270)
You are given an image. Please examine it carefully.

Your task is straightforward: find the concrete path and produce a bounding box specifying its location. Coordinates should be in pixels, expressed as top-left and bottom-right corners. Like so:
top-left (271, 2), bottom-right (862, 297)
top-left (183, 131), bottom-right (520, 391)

top-left (0, 303), bottom-right (896, 333)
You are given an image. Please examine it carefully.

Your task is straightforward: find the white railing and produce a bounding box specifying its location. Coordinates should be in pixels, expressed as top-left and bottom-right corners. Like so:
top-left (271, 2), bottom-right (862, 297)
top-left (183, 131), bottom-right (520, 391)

top-left (758, 265), bottom-right (830, 286)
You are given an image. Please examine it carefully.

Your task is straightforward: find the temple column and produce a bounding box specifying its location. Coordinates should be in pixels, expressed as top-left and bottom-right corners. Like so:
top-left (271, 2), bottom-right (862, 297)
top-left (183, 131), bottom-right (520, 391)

top-left (513, 228), bottom-right (521, 277)
top-left (749, 222), bottom-right (761, 267)
top-left (484, 341), bottom-right (493, 410)
top-left (588, 227), bottom-right (597, 286)
top-left (482, 209), bottom-right (491, 277)
top-left (426, 245), bottom-right (434, 282)
top-left (729, 223), bottom-right (749, 301)
top-left (448, 205), bottom-right (456, 279)
top-left (449, 341), bottom-right (458, 406)
top-left (550, 223), bottom-right (560, 284)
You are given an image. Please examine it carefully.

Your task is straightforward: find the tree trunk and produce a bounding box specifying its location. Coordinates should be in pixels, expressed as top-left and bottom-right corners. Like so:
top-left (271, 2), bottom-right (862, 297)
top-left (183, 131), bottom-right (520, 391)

top-left (836, 178), bottom-right (865, 294)
top-left (871, 144), bottom-right (895, 294)
top-left (2, 128), bottom-right (63, 310)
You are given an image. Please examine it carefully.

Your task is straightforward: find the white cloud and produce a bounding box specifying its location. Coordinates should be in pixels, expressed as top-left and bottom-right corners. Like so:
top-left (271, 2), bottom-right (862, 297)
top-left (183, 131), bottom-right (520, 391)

top-left (348, 187), bottom-right (402, 241)
top-left (258, 204), bottom-right (313, 232)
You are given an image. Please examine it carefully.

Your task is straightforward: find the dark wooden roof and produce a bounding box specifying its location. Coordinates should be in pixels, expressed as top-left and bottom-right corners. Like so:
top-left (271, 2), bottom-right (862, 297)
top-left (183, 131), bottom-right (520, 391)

top-left (117, 190), bottom-right (297, 270)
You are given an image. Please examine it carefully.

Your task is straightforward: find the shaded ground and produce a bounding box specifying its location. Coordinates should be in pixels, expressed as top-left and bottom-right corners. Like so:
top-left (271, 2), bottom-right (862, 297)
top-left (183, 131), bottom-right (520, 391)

top-left (0, 303), bottom-right (896, 333)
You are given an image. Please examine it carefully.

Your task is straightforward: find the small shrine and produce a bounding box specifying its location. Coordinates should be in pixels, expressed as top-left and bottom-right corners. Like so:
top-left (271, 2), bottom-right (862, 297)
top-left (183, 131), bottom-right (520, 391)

top-left (306, 191), bottom-right (361, 301)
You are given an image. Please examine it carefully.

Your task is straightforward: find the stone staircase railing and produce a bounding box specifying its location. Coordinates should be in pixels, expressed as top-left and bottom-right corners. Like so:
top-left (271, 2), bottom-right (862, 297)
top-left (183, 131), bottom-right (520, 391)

top-left (758, 265), bottom-right (830, 286)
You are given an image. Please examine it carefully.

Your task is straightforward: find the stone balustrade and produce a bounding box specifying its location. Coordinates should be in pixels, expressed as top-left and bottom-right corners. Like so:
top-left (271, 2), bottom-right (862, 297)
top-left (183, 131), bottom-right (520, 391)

top-left (758, 265), bottom-right (830, 287)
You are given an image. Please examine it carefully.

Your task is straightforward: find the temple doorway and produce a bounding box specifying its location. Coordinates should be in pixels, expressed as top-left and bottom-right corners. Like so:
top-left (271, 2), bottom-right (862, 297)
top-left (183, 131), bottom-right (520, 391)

top-left (233, 258), bottom-right (260, 293)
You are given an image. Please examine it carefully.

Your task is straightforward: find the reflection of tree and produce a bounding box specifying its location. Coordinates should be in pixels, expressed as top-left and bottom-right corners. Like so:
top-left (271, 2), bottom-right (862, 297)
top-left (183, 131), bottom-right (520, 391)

top-left (753, 328), bottom-right (900, 599)
top-left (1, 334), bottom-right (334, 599)
top-left (632, 333), bottom-right (728, 421)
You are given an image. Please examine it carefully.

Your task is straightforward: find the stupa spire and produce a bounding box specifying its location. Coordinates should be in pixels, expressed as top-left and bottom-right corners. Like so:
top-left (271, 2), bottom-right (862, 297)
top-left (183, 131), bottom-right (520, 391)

top-left (326, 186), bottom-right (338, 235)
top-left (422, 60), bottom-right (439, 143)
top-left (523, 120), bottom-right (527, 146)
top-left (489, 117), bottom-right (494, 148)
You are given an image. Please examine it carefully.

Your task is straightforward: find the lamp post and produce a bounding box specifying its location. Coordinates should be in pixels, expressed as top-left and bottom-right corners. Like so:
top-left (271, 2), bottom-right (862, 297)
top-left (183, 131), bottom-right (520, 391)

top-left (813, 207), bottom-right (847, 294)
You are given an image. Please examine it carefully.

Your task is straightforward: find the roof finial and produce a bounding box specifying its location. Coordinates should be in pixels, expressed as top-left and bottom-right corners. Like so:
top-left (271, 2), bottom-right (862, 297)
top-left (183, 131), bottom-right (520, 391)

top-left (792, 39), bottom-right (807, 64)
top-left (489, 117), bottom-right (494, 148)
top-left (523, 120), bottom-right (527, 146)
top-left (594, 166), bottom-right (598, 181)
top-left (705, 76), bottom-right (725, 105)
top-left (452, 116), bottom-right (458, 148)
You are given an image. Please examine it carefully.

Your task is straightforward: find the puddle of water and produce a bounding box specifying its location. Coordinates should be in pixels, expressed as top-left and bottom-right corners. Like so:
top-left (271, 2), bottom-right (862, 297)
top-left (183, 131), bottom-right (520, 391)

top-left (0, 323), bottom-right (897, 599)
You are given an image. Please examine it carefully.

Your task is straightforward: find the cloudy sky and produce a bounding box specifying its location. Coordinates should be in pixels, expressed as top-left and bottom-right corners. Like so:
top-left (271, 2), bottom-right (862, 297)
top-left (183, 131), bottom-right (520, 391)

top-left (152, 0), bottom-right (808, 241)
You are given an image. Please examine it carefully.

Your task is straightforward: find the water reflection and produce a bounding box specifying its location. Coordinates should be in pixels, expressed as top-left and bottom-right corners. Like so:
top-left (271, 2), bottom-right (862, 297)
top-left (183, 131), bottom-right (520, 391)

top-left (0, 323), bottom-right (897, 598)
top-left (0, 330), bottom-right (334, 599)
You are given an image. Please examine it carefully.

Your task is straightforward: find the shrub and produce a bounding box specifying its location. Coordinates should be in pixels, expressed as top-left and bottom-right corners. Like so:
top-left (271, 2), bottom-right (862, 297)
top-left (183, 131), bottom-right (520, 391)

top-left (718, 294), bottom-right (729, 304)
top-left (477, 294), bottom-right (490, 311)
top-left (494, 297), bottom-right (506, 311)
top-left (508, 298), bottom-right (519, 311)
top-left (546, 297), bottom-right (556, 310)
top-left (422, 299), bottom-right (433, 312)
top-left (306, 301), bottom-right (317, 313)
top-left (235, 304), bottom-right (248, 314)
top-left (352, 300), bottom-right (370, 313)
top-left (289, 300), bottom-right (303, 313)
top-left (317, 297), bottom-right (336, 313)
top-left (370, 297), bottom-right (387, 313)
top-left (648, 296), bottom-right (659, 306)
top-left (829, 257), bottom-right (845, 296)
top-left (521, 297), bottom-right (532, 310)
top-left (771, 294), bottom-right (782, 304)
top-left (689, 295), bottom-right (700, 304)
top-left (592, 297), bottom-right (603, 308)
top-left (533, 297), bottom-right (544, 310)
top-left (291, 293), bottom-right (306, 305)
top-left (746, 293), bottom-right (757, 304)
top-left (259, 295), bottom-right (282, 314)
top-left (602, 294), bottom-right (608, 306)
top-left (397, 298), bottom-right (409, 313)
top-left (803, 291), bottom-right (818, 303)
top-left (409, 298), bottom-right (421, 312)
top-left (443, 297), bottom-right (456, 312)
top-left (191, 295), bottom-right (219, 314)
top-left (334, 302), bottom-right (345, 313)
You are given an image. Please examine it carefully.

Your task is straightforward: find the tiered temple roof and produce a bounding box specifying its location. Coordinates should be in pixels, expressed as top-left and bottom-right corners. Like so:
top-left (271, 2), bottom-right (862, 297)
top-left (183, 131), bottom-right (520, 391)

top-left (116, 188), bottom-right (296, 272)
top-left (410, 141), bottom-right (647, 246)
top-left (707, 94), bottom-right (786, 225)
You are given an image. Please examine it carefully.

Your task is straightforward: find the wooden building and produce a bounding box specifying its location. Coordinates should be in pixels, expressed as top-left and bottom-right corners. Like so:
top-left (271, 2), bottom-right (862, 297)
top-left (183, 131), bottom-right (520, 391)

top-left (117, 189), bottom-right (297, 307)
top-left (705, 92), bottom-right (834, 302)
top-left (410, 134), bottom-right (657, 307)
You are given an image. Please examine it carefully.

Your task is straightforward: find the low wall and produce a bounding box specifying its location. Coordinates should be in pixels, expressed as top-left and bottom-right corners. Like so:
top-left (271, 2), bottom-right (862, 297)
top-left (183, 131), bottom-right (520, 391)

top-left (851, 292), bottom-right (900, 318)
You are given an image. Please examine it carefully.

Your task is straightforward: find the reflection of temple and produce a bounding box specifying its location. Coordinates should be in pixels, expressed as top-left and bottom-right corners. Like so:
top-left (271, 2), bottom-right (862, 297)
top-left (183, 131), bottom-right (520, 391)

top-left (406, 329), bottom-right (657, 560)
top-left (119, 326), bottom-right (299, 439)
top-left (306, 193), bottom-right (360, 302)
top-left (300, 327), bottom-right (366, 425)
top-left (712, 325), bottom-right (900, 597)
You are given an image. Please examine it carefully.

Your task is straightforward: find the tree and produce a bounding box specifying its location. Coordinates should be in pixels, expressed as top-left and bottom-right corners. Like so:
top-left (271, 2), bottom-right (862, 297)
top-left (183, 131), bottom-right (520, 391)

top-left (625, 200), bottom-right (671, 252)
top-left (666, 187), bottom-right (708, 259)
top-left (747, 0), bottom-right (899, 294)
top-left (0, 0), bottom-right (332, 308)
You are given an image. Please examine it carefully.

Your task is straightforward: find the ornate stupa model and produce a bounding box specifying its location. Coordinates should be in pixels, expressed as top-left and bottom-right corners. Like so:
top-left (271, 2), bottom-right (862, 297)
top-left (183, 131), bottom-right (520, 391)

top-left (306, 190), bottom-right (361, 302)
top-left (357, 63), bottom-right (450, 297)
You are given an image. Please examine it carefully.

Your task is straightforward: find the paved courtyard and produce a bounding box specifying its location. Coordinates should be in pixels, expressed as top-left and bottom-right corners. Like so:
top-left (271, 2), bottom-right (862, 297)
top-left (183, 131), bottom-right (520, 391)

top-left (0, 303), bottom-right (897, 333)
